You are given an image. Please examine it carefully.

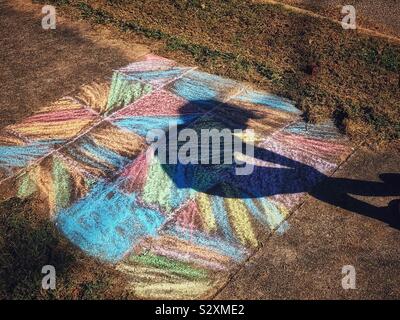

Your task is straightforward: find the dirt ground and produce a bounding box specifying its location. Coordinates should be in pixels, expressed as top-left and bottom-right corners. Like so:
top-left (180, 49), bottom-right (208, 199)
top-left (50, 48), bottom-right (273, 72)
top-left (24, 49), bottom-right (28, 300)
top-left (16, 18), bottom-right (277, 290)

top-left (1, 0), bottom-right (399, 299)
top-left (0, 0), bottom-right (149, 130)
top-left (273, 0), bottom-right (400, 38)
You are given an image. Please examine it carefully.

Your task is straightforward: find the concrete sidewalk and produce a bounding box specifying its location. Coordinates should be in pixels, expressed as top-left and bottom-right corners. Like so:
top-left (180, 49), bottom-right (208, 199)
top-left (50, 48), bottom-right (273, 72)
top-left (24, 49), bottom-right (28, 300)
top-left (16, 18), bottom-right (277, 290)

top-left (216, 143), bottom-right (400, 299)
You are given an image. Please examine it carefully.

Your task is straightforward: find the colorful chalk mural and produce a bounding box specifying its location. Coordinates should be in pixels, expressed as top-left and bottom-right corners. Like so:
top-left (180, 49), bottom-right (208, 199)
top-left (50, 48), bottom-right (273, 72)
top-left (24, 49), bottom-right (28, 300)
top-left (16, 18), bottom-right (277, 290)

top-left (0, 54), bottom-right (353, 299)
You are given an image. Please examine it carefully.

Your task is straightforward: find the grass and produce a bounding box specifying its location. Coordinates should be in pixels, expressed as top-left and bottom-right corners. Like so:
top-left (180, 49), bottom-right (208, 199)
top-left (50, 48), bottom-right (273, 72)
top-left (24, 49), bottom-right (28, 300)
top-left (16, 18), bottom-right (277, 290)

top-left (66, 1), bottom-right (279, 80)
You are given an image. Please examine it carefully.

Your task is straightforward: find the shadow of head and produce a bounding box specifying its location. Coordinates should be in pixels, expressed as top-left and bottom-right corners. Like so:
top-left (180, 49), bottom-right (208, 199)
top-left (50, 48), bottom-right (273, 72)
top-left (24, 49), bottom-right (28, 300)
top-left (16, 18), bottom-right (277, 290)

top-left (154, 99), bottom-right (325, 199)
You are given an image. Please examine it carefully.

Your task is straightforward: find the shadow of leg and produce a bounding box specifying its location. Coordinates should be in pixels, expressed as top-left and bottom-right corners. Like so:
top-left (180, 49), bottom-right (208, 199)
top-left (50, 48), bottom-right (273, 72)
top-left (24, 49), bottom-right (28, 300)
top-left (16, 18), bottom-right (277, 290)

top-left (311, 178), bottom-right (400, 230)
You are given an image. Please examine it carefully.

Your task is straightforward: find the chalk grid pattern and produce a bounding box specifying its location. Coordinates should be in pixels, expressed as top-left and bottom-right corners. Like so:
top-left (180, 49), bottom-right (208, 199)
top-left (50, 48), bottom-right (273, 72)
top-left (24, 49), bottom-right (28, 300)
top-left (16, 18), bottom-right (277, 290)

top-left (0, 54), bottom-right (353, 299)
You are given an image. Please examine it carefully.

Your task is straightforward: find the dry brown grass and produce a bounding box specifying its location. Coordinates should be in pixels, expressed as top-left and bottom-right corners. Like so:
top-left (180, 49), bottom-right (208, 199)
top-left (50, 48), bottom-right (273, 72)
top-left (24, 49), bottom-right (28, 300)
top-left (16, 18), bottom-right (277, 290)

top-left (34, 0), bottom-right (400, 143)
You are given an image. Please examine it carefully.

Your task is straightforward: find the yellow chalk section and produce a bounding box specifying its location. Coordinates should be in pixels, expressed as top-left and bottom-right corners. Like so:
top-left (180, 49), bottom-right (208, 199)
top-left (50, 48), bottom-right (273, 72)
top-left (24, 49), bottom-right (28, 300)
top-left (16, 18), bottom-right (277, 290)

top-left (10, 119), bottom-right (95, 141)
top-left (196, 193), bottom-right (217, 232)
top-left (224, 197), bottom-right (258, 247)
top-left (117, 263), bottom-right (213, 300)
top-left (89, 124), bottom-right (145, 157)
top-left (75, 82), bottom-right (110, 114)
top-left (35, 97), bottom-right (84, 113)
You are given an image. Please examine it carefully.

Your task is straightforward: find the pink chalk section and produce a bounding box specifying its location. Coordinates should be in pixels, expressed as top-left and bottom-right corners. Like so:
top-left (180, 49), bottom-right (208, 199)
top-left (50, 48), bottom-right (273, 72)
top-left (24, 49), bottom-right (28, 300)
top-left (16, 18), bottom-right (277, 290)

top-left (111, 89), bottom-right (203, 118)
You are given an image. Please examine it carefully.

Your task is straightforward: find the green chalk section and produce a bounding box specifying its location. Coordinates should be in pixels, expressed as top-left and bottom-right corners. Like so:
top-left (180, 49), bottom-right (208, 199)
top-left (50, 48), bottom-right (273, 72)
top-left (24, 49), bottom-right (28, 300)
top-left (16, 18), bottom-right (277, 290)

top-left (53, 157), bottom-right (71, 211)
top-left (17, 173), bottom-right (36, 198)
top-left (130, 253), bottom-right (208, 280)
top-left (106, 72), bottom-right (153, 114)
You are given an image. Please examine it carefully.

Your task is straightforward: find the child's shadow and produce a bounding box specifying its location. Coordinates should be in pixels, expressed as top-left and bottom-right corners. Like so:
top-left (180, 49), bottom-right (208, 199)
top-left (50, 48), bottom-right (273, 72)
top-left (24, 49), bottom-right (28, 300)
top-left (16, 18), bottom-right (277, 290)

top-left (157, 100), bottom-right (400, 230)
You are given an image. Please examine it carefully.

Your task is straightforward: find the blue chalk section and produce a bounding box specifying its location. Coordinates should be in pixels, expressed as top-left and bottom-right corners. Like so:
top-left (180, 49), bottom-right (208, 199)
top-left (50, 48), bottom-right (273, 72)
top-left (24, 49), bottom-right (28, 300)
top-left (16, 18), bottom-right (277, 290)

top-left (68, 137), bottom-right (129, 174)
top-left (189, 71), bottom-right (239, 88)
top-left (165, 226), bottom-right (248, 262)
top-left (80, 137), bottom-right (128, 168)
top-left (113, 115), bottom-right (200, 137)
top-left (169, 187), bottom-right (195, 211)
top-left (276, 221), bottom-right (290, 235)
top-left (172, 78), bottom-right (217, 102)
top-left (170, 71), bottom-right (239, 109)
top-left (0, 141), bottom-right (58, 168)
top-left (243, 197), bottom-right (284, 228)
top-left (124, 67), bottom-right (189, 83)
top-left (285, 121), bottom-right (344, 140)
top-left (57, 181), bottom-right (166, 262)
top-left (234, 90), bottom-right (301, 114)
